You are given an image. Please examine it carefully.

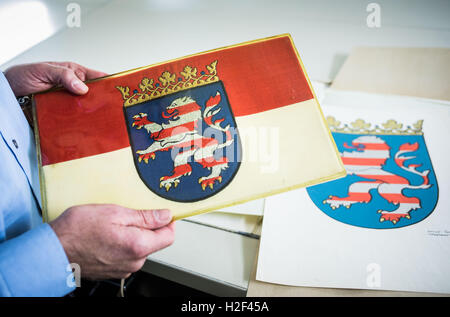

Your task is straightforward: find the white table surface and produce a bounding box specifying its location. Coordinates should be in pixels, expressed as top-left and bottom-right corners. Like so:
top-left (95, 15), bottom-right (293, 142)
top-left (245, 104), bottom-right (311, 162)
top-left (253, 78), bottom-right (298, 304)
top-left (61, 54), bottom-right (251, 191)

top-left (2, 0), bottom-right (449, 296)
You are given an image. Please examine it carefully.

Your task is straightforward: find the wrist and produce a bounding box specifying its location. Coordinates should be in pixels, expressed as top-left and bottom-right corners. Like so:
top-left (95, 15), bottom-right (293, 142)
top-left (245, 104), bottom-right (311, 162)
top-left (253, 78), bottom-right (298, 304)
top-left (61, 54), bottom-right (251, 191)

top-left (48, 215), bottom-right (75, 264)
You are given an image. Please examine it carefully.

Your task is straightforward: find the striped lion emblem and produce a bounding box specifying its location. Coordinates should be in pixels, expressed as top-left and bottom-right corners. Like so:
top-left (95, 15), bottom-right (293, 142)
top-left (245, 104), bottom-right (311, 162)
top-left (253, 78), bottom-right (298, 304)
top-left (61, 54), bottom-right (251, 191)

top-left (307, 118), bottom-right (438, 229)
top-left (124, 80), bottom-right (241, 202)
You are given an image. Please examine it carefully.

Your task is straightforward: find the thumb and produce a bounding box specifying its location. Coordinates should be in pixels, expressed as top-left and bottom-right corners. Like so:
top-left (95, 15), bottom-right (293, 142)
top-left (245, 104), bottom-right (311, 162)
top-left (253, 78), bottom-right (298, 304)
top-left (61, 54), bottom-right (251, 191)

top-left (47, 64), bottom-right (89, 95)
top-left (124, 209), bottom-right (173, 230)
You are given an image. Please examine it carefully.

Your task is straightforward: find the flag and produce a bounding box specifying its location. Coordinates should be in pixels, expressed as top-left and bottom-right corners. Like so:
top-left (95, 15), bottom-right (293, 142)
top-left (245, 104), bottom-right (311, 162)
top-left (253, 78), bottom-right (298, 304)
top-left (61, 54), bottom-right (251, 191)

top-left (33, 34), bottom-right (345, 221)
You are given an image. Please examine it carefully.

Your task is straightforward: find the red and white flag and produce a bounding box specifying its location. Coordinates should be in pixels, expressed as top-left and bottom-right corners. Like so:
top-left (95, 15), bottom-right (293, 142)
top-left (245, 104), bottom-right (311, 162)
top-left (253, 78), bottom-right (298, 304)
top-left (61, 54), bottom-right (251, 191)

top-left (33, 34), bottom-right (345, 221)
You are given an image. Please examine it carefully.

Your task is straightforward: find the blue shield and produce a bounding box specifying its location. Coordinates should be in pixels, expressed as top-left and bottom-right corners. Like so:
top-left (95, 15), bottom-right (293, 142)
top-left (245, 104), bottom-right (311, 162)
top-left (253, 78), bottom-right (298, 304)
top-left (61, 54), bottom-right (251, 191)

top-left (124, 81), bottom-right (241, 202)
top-left (307, 132), bottom-right (438, 229)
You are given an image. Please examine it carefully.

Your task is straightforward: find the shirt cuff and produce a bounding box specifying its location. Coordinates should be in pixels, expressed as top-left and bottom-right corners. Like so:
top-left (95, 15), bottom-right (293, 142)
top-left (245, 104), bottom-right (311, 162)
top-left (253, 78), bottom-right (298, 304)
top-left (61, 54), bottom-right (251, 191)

top-left (0, 223), bottom-right (75, 296)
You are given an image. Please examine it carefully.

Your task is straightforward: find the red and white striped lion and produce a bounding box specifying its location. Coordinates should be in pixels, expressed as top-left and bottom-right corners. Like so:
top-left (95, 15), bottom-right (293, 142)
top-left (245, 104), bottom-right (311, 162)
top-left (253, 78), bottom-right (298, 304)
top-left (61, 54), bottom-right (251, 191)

top-left (324, 135), bottom-right (431, 224)
top-left (131, 91), bottom-right (233, 192)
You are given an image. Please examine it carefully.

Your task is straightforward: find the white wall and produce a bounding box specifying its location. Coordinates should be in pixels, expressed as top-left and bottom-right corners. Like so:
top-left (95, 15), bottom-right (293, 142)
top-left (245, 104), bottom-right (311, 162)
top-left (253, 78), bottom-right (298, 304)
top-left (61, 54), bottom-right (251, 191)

top-left (1, 0), bottom-right (449, 82)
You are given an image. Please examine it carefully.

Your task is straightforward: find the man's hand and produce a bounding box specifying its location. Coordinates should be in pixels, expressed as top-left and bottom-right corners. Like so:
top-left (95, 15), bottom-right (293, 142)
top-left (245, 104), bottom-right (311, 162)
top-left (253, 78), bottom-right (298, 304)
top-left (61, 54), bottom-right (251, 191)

top-left (49, 204), bottom-right (175, 280)
top-left (4, 61), bottom-right (107, 96)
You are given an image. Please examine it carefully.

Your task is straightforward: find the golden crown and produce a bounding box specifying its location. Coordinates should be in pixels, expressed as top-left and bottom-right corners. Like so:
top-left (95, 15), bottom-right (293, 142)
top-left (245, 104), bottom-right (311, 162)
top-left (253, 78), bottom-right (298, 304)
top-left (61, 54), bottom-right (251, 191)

top-left (116, 60), bottom-right (219, 107)
top-left (326, 116), bottom-right (424, 135)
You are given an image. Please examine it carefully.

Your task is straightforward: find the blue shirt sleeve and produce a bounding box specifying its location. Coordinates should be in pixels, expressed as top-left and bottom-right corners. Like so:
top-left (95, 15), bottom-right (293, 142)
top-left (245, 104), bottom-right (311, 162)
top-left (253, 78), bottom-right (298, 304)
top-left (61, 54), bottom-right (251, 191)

top-left (0, 71), bottom-right (75, 296)
top-left (0, 223), bottom-right (75, 296)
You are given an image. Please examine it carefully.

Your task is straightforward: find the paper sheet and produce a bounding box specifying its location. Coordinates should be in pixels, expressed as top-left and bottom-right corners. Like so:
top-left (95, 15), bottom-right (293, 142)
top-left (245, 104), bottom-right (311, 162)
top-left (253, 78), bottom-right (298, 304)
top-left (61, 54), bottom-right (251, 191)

top-left (186, 212), bottom-right (262, 236)
top-left (257, 90), bottom-right (450, 294)
top-left (214, 199), bottom-right (265, 216)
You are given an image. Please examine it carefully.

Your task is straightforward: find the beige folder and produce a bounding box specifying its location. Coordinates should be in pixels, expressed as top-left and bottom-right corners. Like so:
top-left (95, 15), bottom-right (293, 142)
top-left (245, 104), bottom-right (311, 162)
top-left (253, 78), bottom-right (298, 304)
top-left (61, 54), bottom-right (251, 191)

top-left (331, 47), bottom-right (450, 101)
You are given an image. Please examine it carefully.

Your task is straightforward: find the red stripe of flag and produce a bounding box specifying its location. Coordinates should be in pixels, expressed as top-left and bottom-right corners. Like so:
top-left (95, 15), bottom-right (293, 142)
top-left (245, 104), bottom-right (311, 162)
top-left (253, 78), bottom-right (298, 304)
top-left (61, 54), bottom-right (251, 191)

top-left (35, 35), bottom-right (313, 166)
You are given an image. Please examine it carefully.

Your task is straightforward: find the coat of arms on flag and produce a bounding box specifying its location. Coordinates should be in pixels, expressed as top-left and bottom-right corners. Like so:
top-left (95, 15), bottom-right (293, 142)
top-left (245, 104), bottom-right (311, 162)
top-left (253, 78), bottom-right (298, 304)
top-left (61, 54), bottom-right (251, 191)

top-left (117, 61), bottom-right (241, 202)
top-left (33, 34), bottom-right (346, 221)
top-left (307, 117), bottom-right (438, 229)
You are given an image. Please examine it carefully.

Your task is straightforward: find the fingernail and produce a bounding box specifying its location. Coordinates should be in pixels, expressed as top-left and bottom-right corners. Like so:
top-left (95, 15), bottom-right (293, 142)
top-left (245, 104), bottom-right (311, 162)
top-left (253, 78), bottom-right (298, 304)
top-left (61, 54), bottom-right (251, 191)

top-left (72, 79), bottom-right (88, 94)
top-left (153, 209), bottom-right (171, 222)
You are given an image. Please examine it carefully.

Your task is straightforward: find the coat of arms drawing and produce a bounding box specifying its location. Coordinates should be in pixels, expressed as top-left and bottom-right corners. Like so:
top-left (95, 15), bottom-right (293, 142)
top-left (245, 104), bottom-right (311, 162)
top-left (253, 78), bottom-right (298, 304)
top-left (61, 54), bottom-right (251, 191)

top-left (307, 117), bottom-right (438, 229)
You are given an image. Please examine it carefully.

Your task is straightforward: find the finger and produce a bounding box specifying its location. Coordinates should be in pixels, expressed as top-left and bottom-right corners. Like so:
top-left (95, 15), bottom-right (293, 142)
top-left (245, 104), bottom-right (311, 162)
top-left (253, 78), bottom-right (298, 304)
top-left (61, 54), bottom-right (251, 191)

top-left (73, 67), bottom-right (107, 81)
top-left (122, 208), bottom-right (173, 230)
top-left (144, 222), bottom-right (176, 254)
top-left (44, 64), bottom-right (89, 95)
top-left (55, 62), bottom-right (108, 80)
top-left (83, 67), bottom-right (108, 80)
top-left (128, 222), bottom-right (175, 257)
